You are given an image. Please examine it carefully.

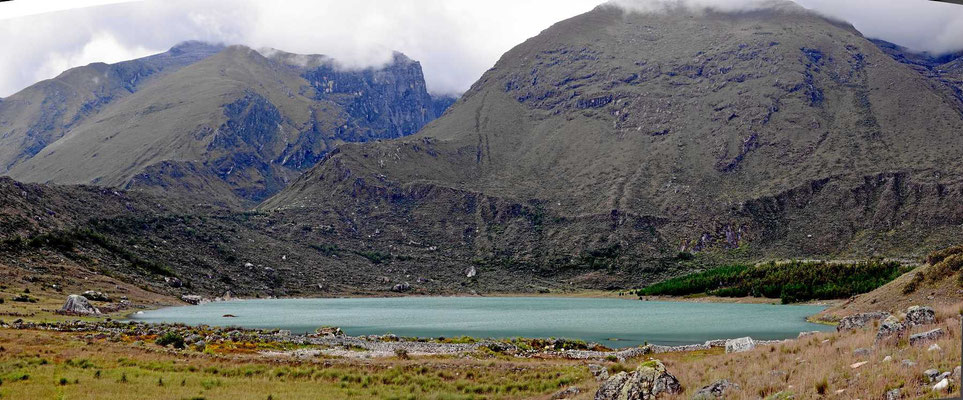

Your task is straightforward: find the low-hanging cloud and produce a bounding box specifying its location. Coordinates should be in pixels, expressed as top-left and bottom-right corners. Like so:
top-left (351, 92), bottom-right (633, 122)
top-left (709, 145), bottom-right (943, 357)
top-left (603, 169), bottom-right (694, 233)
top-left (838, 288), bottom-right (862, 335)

top-left (1, 0), bottom-right (962, 98)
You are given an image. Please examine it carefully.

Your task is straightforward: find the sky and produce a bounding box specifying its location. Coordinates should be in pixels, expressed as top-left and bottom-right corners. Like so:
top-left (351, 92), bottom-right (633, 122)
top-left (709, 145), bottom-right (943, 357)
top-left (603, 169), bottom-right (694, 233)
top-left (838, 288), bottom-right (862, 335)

top-left (0, 0), bottom-right (962, 97)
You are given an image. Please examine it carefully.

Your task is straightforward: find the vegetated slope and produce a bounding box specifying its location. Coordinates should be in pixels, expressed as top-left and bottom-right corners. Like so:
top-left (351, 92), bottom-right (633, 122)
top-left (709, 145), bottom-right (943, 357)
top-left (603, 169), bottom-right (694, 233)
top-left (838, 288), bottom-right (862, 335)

top-left (4, 44), bottom-right (455, 207)
top-left (819, 245), bottom-right (963, 320)
top-left (261, 2), bottom-right (963, 291)
top-left (871, 39), bottom-right (963, 112)
top-left (0, 42), bottom-right (224, 174)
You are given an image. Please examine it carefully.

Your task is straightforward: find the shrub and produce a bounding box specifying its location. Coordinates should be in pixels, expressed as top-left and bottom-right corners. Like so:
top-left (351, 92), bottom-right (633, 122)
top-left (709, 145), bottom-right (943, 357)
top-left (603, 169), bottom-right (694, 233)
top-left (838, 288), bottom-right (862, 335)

top-left (155, 332), bottom-right (185, 349)
top-left (926, 245), bottom-right (963, 265)
top-left (903, 272), bottom-right (924, 294)
top-left (394, 348), bottom-right (410, 360)
top-left (815, 378), bottom-right (828, 395)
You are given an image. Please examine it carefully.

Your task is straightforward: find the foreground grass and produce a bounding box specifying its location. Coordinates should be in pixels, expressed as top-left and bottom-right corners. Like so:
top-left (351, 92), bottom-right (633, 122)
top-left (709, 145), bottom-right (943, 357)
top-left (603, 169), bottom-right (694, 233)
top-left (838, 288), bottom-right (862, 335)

top-left (0, 329), bottom-right (589, 400)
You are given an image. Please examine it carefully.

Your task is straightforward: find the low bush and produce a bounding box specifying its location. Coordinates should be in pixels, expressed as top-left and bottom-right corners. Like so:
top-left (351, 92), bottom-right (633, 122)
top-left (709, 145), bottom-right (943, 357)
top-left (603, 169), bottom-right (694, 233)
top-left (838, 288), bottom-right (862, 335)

top-left (155, 332), bottom-right (185, 349)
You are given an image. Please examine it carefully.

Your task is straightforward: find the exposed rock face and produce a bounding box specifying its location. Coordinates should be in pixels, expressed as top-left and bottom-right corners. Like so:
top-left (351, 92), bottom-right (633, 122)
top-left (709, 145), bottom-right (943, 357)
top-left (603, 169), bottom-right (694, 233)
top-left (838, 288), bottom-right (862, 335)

top-left (874, 316), bottom-right (906, 344)
top-left (837, 312), bottom-right (889, 332)
top-left (904, 306), bottom-right (935, 327)
top-left (909, 328), bottom-right (945, 346)
top-left (181, 295), bottom-right (209, 305)
top-left (58, 295), bottom-right (101, 315)
top-left (692, 379), bottom-right (740, 399)
top-left (391, 282), bottom-right (412, 292)
top-left (725, 337), bottom-right (755, 353)
top-left (595, 360), bottom-right (681, 400)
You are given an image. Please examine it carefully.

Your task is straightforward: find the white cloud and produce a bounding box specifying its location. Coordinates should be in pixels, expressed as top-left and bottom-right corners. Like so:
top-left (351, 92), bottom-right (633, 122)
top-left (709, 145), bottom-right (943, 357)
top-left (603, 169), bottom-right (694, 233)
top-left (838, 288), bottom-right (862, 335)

top-left (0, 0), bottom-right (961, 98)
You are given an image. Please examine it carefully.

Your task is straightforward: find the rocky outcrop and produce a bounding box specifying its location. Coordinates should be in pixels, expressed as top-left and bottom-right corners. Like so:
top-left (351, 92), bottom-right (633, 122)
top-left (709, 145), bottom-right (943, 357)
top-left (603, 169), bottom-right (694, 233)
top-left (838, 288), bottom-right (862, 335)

top-left (57, 295), bottom-right (101, 315)
top-left (391, 282), bottom-right (412, 292)
top-left (909, 328), bottom-right (945, 346)
top-left (81, 290), bottom-right (110, 302)
top-left (725, 337), bottom-right (755, 353)
top-left (874, 316), bottom-right (906, 344)
top-left (552, 386), bottom-right (581, 399)
top-left (837, 312), bottom-right (889, 332)
top-left (589, 364), bottom-right (610, 381)
top-left (692, 379), bottom-right (740, 399)
top-left (904, 306), bottom-right (935, 327)
top-left (595, 360), bottom-right (681, 400)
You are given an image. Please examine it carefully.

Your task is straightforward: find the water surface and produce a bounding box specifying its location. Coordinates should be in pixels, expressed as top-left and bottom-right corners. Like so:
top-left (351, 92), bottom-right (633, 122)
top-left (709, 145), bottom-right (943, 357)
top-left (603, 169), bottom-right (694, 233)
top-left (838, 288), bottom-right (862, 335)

top-left (130, 297), bottom-right (831, 347)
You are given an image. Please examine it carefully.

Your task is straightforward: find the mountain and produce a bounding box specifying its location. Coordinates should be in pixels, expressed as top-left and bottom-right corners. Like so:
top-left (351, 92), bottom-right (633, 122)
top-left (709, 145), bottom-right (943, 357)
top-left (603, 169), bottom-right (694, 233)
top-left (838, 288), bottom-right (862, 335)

top-left (0, 41), bottom-right (223, 173)
top-left (262, 2), bottom-right (963, 290)
top-left (871, 39), bottom-right (963, 111)
top-left (2, 44), bottom-right (455, 207)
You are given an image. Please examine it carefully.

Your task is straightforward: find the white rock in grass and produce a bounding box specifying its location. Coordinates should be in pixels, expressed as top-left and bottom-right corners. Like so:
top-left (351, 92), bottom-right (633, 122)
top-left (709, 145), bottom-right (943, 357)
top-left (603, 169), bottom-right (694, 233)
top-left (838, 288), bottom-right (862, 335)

top-left (850, 361), bottom-right (868, 369)
top-left (725, 337), bottom-right (755, 353)
top-left (882, 356), bottom-right (892, 362)
top-left (927, 344), bottom-right (942, 352)
top-left (932, 378), bottom-right (949, 392)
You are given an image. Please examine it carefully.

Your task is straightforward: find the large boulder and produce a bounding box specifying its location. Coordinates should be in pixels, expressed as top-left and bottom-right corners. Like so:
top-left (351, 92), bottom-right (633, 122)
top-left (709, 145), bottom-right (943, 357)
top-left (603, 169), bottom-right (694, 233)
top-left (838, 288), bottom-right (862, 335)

top-left (874, 316), bottom-right (906, 344)
top-left (81, 290), bottom-right (110, 302)
top-left (909, 328), bottom-right (945, 346)
top-left (904, 306), bottom-right (936, 327)
top-left (595, 360), bottom-right (682, 400)
top-left (837, 312), bottom-right (889, 332)
top-left (692, 379), bottom-right (740, 399)
top-left (725, 337), bottom-right (755, 353)
top-left (58, 295), bottom-right (101, 315)
top-left (391, 282), bottom-right (411, 292)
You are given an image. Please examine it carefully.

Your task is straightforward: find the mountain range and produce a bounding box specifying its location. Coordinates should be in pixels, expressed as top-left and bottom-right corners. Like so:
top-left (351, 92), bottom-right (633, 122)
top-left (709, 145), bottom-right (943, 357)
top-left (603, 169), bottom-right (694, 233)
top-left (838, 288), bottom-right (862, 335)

top-left (0, 42), bottom-right (454, 207)
top-left (2, 1), bottom-right (963, 296)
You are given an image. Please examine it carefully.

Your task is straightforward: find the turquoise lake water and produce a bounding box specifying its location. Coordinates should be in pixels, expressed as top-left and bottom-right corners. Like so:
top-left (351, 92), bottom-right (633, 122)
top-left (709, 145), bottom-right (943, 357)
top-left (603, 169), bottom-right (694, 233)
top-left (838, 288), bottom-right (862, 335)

top-left (129, 297), bottom-right (832, 347)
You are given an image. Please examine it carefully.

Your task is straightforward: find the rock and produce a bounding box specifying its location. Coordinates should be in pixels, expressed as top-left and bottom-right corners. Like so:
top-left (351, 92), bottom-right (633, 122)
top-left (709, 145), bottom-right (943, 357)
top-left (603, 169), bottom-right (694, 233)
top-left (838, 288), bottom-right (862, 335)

top-left (909, 328), bottom-right (945, 346)
top-left (954, 366), bottom-right (961, 380)
top-left (874, 316), bottom-right (906, 344)
top-left (465, 266), bottom-right (477, 278)
top-left (837, 312), bottom-right (889, 332)
top-left (852, 348), bottom-right (871, 357)
top-left (244, 262), bottom-right (254, 268)
top-left (928, 344), bottom-right (942, 352)
top-left (884, 388), bottom-right (900, 400)
top-left (391, 282), bottom-right (411, 292)
top-left (763, 392), bottom-right (795, 400)
top-left (725, 337), bottom-right (755, 353)
top-left (315, 326), bottom-right (345, 337)
top-left (936, 372), bottom-right (952, 382)
top-left (552, 386), bottom-right (580, 399)
top-left (901, 360), bottom-right (917, 368)
top-left (81, 290), bottom-right (110, 302)
top-left (850, 361), bottom-right (868, 369)
top-left (692, 379), bottom-right (740, 399)
top-left (164, 277), bottom-right (183, 288)
top-left (797, 331), bottom-right (819, 338)
top-left (905, 306), bottom-right (936, 327)
top-left (882, 356), bottom-right (892, 362)
top-left (924, 369), bottom-right (940, 382)
top-left (594, 360), bottom-right (681, 400)
top-left (933, 378), bottom-right (949, 392)
top-left (588, 364), bottom-right (609, 381)
top-left (181, 295), bottom-right (208, 305)
top-left (58, 295), bottom-right (101, 315)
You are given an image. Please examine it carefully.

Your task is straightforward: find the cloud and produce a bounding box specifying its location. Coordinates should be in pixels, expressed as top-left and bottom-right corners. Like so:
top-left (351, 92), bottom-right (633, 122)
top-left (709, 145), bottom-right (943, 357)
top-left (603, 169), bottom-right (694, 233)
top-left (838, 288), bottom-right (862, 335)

top-left (1, 0), bottom-right (962, 98)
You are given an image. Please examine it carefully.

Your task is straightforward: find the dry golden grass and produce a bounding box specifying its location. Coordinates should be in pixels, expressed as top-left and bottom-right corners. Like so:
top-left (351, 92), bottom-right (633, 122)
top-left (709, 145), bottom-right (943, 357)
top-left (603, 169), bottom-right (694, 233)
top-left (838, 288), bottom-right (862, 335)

top-left (651, 302), bottom-right (962, 400)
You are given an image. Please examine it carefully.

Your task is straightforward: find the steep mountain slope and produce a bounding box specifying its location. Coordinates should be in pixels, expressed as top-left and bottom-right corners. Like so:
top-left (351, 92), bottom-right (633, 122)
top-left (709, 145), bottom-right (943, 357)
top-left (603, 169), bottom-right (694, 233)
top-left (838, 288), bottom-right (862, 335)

top-left (4, 45), bottom-right (454, 207)
top-left (0, 41), bottom-right (224, 173)
top-left (263, 3), bottom-right (963, 289)
top-left (872, 39), bottom-right (963, 111)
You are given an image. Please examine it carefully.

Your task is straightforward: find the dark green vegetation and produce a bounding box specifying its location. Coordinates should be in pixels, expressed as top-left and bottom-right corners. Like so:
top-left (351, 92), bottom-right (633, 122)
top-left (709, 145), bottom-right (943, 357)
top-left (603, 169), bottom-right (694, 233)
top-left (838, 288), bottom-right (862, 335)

top-left (637, 261), bottom-right (912, 303)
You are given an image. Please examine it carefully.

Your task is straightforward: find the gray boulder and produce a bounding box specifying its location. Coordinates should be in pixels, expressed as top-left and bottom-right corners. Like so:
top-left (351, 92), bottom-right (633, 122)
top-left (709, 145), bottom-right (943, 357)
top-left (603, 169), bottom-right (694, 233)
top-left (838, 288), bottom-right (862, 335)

top-left (885, 388), bottom-right (900, 400)
top-left (180, 295), bottom-right (208, 305)
top-left (905, 306), bottom-right (936, 327)
top-left (837, 312), bottom-right (889, 332)
top-left (81, 290), bottom-right (110, 302)
top-left (909, 328), bottom-right (945, 346)
top-left (692, 379), bottom-right (740, 399)
top-left (552, 386), bottom-right (580, 399)
top-left (589, 364), bottom-right (610, 381)
top-left (924, 369), bottom-right (940, 382)
top-left (465, 266), bottom-right (477, 278)
top-left (391, 282), bottom-right (411, 292)
top-left (595, 360), bottom-right (681, 400)
top-left (725, 337), bottom-right (755, 353)
top-left (58, 295), bottom-right (101, 315)
top-left (874, 316), bottom-right (906, 344)
top-left (852, 348), bottom-right (871, 357)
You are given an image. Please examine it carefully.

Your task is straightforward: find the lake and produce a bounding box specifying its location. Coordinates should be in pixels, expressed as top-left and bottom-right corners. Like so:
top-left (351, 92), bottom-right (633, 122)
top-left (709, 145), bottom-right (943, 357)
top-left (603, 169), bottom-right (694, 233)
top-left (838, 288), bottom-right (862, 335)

top-left (129, 297), bottom-right (832, 347)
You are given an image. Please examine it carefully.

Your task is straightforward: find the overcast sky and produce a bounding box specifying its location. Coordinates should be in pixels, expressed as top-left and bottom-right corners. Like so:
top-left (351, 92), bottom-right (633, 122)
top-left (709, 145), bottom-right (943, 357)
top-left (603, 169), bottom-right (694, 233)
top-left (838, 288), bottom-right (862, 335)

top-left (1, 0), bottom-right (962, 97)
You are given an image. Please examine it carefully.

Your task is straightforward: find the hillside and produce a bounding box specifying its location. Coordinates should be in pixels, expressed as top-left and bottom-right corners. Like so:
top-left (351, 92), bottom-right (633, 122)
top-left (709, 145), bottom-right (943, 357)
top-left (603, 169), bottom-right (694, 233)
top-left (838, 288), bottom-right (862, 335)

top-left (262, 2), bottom-right (963, 290)
top-left (2, 44), bottom-right (454, 207)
